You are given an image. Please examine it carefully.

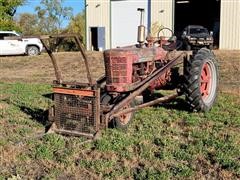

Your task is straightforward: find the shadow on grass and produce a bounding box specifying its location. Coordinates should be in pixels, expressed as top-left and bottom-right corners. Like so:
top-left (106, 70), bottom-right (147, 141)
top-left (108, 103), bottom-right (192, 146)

top-left (154, 98), bottom-right (191, 112)
top-left (42, 93), bottom-right (53, 100)
top-left (144, 92), bottom-right (191, 112)
top-left (19, 93), bottom-right (52, 126)
top-left (19, 105), bottom-right (53, 132)
top-left (19, 106), bottom-right (48, 126)
top-left (2, 94), bottom-right (52, 132)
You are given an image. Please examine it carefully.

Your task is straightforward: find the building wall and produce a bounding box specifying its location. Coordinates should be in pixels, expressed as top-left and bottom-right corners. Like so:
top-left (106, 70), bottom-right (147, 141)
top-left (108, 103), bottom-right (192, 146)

top-left (220, 0), bottom-right (240, 50)
top-left (86, 0), bottom-right (110, 50)
top-left (86, 0), bottom-right (175, 49)
top-left (111, 0), bottom-right (149, 47)
top-left (86, 0), bottom-right (240, 50)
top-left (151, 0), bottom-right (174, 36)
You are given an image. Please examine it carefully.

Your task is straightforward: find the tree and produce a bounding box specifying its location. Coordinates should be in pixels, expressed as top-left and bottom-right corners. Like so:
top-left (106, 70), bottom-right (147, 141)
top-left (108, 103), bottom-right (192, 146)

top-left (56, 11), bottom-right (86, 51)
top-left (0, 0), bottom-right (26, 30)
top-left (0, 0), bottom-right (25, 18)
top-left (35, 0), bottom-right (73, 34)
top-left (16, 13), bottom-right (39, 35)
top-left (67, 11), bottom-right (86, 44)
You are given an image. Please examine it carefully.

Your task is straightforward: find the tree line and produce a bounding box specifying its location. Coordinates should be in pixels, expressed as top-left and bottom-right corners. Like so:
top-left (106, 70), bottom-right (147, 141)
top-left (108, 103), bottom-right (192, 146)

top-left (0, 0), bottom-right (85, 50)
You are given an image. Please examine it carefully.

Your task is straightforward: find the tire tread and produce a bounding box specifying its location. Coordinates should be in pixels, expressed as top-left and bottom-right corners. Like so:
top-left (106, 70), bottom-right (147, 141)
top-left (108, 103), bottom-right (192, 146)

top-left (183, 48), bottom-right (218, 112)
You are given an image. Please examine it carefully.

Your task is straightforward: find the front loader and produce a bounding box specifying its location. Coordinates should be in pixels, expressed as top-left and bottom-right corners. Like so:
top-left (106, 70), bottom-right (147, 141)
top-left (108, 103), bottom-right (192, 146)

top-left (39, 9), bottom-right (218, 138)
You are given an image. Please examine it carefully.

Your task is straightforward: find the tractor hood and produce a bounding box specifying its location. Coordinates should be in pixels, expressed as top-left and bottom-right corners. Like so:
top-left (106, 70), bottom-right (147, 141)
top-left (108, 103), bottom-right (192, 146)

top-left (104, 46), bottom-right (167, 63)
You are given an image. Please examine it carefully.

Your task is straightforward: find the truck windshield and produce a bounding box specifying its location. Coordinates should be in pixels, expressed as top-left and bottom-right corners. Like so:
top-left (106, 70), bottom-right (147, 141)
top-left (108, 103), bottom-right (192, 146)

top-left (190, 28), bottom-right (208, 34)
top-left (15, 32), bottom-right (21, 36)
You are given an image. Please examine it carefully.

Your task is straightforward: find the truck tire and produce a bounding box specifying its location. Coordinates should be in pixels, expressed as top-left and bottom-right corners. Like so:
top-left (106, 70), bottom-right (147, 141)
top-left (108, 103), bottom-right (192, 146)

top-left (209, 44), bottom-right (213, 50)
top-left (183, 48), bottom-right (218, 112)
top-left (186, 43), bottom-right (191, 51)
top-left (26, 46), bottom-right (40, 56)
top-left (111, 101), bottom-right (135, 129)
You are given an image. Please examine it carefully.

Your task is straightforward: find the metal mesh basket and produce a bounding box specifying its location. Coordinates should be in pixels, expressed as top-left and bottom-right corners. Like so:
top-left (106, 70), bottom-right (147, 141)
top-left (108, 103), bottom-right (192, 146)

top-left (53, 89), bottom-right (99, 136)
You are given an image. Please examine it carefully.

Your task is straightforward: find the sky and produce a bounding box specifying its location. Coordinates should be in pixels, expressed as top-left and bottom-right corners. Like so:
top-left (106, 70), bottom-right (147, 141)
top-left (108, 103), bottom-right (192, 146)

top-left (17, 0), bottom-right (85, 27)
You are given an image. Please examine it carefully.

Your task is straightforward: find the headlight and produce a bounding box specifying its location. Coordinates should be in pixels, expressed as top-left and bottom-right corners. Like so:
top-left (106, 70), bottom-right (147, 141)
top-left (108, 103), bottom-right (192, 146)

top-left (206, 37), bottom-right (212, 41)
top-left (190, 37), bottom-right (197, 40)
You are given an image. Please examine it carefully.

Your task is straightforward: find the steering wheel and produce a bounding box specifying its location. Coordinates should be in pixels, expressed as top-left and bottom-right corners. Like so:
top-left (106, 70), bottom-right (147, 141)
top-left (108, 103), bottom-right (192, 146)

top-left (156, 27), bottom-right (180, 50)
top-left (157, 27), bottom-right (174, 41)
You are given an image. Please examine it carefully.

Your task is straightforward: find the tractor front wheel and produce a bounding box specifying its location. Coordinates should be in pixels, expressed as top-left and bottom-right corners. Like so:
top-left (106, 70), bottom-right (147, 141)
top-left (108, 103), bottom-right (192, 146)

top-left (111, 101), bottom-right (135, 129)
top-left (183, 48), bottom-right (218, 112)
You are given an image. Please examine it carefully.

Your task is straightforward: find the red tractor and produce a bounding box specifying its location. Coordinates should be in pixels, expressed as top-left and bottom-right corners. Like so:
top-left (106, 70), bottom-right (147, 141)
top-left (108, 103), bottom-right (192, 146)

top-left (39, 9), bottom-right (218, 138)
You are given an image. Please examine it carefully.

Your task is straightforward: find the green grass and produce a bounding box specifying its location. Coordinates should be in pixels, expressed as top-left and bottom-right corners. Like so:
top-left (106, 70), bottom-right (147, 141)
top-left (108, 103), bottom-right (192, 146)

top-left (0, 82), bottom-right (239, 179)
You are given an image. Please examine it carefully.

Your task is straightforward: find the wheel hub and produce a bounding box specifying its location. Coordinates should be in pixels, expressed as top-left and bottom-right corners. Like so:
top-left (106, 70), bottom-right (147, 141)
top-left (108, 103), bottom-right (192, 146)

top-left (28, 47), bottom-right (38, 56)
top-left (118, 104), bottom-right (131, 125)
top-left (200, 63), bottom-right (212, 99)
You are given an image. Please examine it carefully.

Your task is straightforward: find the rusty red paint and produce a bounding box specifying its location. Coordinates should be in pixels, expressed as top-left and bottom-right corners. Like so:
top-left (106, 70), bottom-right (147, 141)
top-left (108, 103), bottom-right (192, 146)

top-left (148, 70), bottom-right (171, 91)
top-left (200, 63), bottom-right (212, 98)
top-left (104, 46), bottom-right (168, 92)
top-left (53, 87), bottom-right (95, 97)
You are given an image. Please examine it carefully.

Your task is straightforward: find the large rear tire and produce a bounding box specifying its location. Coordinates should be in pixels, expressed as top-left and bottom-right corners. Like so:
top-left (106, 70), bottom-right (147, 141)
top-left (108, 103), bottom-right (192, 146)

top-left (183, 48), bottom-right (218, 112)
top-left (209, 44), bottom-right (213, 50)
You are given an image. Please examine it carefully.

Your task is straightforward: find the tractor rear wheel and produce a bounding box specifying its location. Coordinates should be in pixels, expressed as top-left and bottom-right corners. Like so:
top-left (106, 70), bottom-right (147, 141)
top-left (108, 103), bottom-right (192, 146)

top-left (183, 48), bottom-right (218, 112)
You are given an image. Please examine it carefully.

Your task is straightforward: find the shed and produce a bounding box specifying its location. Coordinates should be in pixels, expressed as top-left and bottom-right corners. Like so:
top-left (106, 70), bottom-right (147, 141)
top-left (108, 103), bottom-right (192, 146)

top-left (86, 0), bottom-right (240, 50)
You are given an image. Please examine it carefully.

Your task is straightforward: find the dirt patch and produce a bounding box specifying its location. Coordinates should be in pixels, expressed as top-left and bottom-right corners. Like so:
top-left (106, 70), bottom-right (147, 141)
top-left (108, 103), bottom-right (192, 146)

top-left (0, 51), bottom-right (104, 84)
top-left (0, 102), bottom-right (9, 110)
top-left (214, 50), bottom-right (240, 95)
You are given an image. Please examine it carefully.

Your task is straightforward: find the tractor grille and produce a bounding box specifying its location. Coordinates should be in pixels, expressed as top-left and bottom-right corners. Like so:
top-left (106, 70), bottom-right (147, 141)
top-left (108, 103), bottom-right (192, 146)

top-left (105, 56), bottom-right (128, 83)
top-left (54, 93), bottom-right (98, 134)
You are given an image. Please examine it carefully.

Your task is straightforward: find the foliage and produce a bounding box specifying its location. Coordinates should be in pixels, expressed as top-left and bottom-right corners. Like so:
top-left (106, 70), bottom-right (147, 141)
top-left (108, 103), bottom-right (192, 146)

top-left (11, 0), bottom-right (85, 51)
top-left (0, 0), bottom-right (25, 31)
top-left (67, 11), bottom-right (86, 44)
top-left (16, 13), bottom-right (39, 35)
top-left (57, 11), bottom-right (86, 51)
top-left (26, 0), bottom-right (74, 51)
top-left (0, 0), bottom-right (25, 19)
top-left (0, 19), bottom-right (21, 31)
top-left (35, 0), bottom-right (73, 34)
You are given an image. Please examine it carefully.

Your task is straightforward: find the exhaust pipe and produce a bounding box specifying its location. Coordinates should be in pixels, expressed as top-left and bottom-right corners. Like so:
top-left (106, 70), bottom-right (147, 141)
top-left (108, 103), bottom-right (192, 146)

top-left (137, 8), bottom-right (146, 45)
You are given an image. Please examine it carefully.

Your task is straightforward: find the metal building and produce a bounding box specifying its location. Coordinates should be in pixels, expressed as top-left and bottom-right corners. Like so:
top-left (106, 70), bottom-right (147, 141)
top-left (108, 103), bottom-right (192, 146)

top-left (220, 0), bottom-right (240, 49)
top-left (86, 0), bottom-right (240, 50)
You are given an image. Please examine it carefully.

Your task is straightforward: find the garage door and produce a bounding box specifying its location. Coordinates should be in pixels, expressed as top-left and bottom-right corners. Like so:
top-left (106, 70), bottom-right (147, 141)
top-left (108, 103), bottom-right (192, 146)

top-left (111, 0), bottom-right (149, 48)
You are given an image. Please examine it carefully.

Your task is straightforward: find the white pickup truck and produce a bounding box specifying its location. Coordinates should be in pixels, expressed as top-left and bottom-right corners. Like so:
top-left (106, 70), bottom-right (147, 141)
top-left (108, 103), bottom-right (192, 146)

top-left (0, 31), bottom-right (43, 56)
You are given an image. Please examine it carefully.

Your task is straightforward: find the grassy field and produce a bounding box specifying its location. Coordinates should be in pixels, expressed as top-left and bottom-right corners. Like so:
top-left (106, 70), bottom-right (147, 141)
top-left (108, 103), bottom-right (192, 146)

top-left (0, 51), bottom-right (240, 179)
